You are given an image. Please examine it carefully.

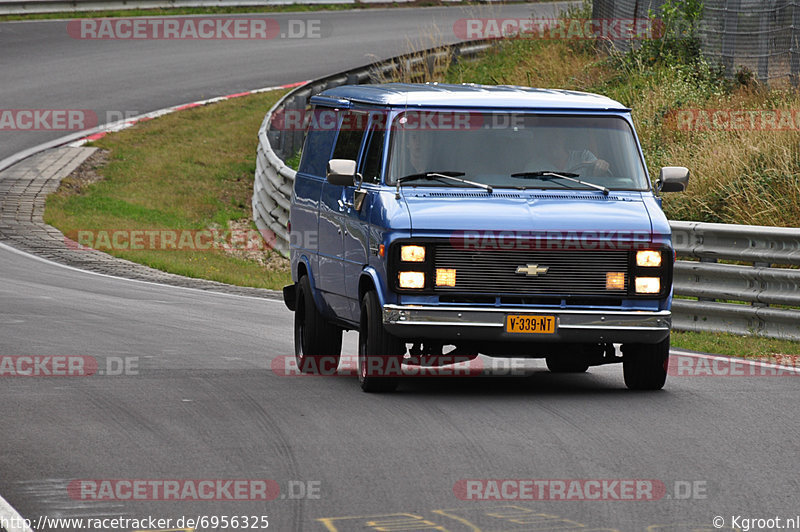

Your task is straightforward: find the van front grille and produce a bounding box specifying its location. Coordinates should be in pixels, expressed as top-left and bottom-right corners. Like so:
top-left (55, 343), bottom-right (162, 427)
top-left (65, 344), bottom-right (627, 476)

top-left (433, 245), bottom-right (630, 296)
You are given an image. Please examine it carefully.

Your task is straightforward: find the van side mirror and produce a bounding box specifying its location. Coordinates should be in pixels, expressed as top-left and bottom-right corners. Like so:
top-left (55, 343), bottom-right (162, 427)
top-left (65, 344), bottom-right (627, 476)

top-left (326, 159), bottom-right (358, 187)
top-left (656, 166), bottom-right (689, 192)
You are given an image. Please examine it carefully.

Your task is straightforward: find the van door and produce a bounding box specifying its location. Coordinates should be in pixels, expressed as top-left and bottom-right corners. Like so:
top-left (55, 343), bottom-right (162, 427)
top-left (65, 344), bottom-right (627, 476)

top-left (319, 110), bottom-right (368, 321)
top-left (342, 116), bottom-right (385, 321)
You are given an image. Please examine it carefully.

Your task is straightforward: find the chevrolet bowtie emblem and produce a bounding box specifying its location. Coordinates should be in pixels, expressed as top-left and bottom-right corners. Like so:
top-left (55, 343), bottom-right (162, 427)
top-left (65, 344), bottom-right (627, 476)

top-left (515, 264), bottom-right (549, 276)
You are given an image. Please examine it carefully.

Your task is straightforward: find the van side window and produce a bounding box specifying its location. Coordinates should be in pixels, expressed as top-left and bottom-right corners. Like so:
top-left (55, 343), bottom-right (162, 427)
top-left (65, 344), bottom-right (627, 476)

top-left (361, 127), bottom-right (386, 184)
top-left (332, 111), bottom-right (367, 161)
top-left (298, 106), bottom-right (337, 178)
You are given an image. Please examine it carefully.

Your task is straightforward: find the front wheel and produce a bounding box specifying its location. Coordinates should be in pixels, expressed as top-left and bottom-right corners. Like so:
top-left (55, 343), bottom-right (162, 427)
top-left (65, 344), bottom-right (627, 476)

top-left (358, 290), bottom-right (406, 393)
top-left (294, 275), bottom-right (342, 374)
top-left (622, 335), bottom-right (670, 390)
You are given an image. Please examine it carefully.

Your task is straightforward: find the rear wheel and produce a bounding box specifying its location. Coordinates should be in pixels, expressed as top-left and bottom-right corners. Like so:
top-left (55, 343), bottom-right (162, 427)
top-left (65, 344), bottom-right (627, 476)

top-left (294, 275), bottom-right (342, 374)
top-left (622, 335), bottom-right (670, 390)
top-left (358, 290), bottom-right (406, 393)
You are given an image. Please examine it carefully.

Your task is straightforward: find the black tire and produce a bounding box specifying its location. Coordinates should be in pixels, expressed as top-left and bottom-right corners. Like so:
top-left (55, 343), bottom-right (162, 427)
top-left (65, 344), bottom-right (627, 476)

top-left (545, 355), bottom-right (590, 373)
top-left (623, 335), bottom-right (670, 390)
top-left (358, 290), bottom-right (406, 393)
top-left (294, 275), bottom-right (342, 374)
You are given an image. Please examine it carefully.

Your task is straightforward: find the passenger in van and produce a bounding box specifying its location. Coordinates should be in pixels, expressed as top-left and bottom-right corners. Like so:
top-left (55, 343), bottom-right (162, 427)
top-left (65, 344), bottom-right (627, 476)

top-left (531, 127), bottom-right (611, 176)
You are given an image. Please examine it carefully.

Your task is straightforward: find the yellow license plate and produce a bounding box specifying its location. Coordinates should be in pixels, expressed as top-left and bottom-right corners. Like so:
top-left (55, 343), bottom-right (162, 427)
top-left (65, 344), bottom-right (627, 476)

top-left (506, 315), bottom-right (556, 334)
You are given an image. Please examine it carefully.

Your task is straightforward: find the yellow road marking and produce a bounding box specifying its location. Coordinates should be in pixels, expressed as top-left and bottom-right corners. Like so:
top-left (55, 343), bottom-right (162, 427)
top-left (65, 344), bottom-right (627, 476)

top-left (317, 506), bottom-right (624, 531)
top-left (317, 512), bottom-right (452, 531)
top-left (433, 506), bottom-right (620, 531)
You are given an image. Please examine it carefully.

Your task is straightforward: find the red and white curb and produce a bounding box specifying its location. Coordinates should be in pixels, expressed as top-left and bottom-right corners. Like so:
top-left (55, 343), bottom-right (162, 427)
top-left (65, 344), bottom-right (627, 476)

top-left (0, 80), bottom-right (308, 175)
top-left (69, 80), bottom-right (309, 146)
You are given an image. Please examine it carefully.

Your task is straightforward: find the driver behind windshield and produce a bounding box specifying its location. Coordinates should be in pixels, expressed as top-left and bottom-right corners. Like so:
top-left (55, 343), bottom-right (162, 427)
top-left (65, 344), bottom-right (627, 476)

top-left (529, 126), bottom-right (610, 176)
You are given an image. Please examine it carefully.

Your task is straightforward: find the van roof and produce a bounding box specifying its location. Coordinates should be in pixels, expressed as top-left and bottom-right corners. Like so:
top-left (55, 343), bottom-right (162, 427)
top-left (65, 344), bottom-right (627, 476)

top-left (312, 83), bottom-right (629, 111)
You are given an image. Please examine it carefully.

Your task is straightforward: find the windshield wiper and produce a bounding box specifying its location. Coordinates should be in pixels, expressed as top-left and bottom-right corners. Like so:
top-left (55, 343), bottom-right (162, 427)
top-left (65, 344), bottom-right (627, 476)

top-left (397, 171), bottom-right (493, 195)
top-left (511, 171), bottom-right (609, 196)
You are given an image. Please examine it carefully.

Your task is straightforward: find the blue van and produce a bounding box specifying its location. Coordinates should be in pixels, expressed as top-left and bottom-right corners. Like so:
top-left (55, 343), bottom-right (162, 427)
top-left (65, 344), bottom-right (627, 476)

top-left (282, 83), bottom-right (688, 392)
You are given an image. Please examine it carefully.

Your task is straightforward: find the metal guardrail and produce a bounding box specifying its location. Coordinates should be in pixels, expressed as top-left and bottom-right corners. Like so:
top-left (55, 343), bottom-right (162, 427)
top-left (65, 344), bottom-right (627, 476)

top-left (253, 46), bottom-right (800, 341)
top-left (671, 221), bottom-right (800, 265)
top-left (671, 222), bottom-right (800, 340)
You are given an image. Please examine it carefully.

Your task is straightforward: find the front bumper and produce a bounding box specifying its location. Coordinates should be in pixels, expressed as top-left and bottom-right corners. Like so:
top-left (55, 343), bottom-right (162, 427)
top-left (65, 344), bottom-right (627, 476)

top-left (383, 305), bottom-right (671, 344)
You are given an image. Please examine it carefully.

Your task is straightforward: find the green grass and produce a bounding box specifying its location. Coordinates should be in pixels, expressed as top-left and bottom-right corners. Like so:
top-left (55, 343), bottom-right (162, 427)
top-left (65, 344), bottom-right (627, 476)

top-left (45, 90), bottom-right (291, 290)
top-left (285, 150), bottom-right (302, 171)
top-left (672, 330), bottom-right (800, 363)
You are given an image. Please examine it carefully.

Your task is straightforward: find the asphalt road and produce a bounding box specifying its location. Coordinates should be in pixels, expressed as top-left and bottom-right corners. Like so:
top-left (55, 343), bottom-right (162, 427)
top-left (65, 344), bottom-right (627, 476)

top-left (1, 4), bottom-right (799, 532)
top-left (2, 243), bottom-right (800, 532)
top-left (0, 3), bottom-right (571, 162)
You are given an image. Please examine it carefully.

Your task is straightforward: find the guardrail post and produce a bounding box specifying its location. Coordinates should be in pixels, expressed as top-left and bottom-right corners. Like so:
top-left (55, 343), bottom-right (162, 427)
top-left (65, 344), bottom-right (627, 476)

top-left (752, 260), bottom-right (771, 307)
top-left (697, 257), bottom-right (718, 301)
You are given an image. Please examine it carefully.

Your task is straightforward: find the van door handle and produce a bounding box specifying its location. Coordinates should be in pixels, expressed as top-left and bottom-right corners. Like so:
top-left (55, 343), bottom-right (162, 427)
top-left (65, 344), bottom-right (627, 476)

top-left (337, 199), bottom-right (354, 211)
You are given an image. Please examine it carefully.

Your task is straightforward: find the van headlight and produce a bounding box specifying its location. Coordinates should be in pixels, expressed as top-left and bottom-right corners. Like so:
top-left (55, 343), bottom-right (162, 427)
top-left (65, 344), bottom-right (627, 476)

top-left (635, 277), bottom-right (661, 294)
top-left (636, 250), bottom-right (662, 267)
top-left (398, 271), bottom-right (426, 289)
top-left (628, 248), bottom-right (670, 297)
top-left (400, 245), bottom-right (426, 262)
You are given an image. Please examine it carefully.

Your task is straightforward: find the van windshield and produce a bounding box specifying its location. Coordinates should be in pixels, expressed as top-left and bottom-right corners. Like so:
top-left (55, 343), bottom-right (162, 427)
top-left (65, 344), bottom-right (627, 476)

top-left (386, 112), bottom-right (649, 191)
